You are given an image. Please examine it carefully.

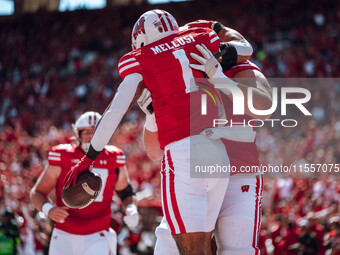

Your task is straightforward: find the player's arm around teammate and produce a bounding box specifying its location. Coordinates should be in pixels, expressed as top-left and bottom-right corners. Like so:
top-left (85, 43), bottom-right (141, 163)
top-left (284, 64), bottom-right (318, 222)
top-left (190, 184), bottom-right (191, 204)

top-left (137, 88), bottom-right (163, 161)
top-left (64, 18), bottom-right (254, 184)
top-left (189, 43), bottom-right (272, 120)
top-left (186, 19), bottom-right (253, 64)
top-left (138, 58), bottom-right (271, 162)
top-left (140, 19), bottom-right (255, 161)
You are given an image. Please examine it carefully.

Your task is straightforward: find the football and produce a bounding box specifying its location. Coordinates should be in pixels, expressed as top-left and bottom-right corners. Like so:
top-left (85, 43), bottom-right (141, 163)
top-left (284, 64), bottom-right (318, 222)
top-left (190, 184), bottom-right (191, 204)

top-left (62, 171), bottom-right (102, 209)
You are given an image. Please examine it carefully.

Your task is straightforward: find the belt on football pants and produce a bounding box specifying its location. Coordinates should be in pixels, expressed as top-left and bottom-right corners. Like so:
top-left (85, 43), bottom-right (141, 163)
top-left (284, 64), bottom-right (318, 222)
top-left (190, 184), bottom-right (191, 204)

top-left (200, 126), bottom-right (256, 143)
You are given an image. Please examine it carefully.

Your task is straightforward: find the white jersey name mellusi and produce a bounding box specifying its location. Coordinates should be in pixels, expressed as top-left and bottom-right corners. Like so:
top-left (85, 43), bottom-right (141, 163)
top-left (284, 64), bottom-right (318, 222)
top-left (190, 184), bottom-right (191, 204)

top-left (151, 35), bottom-right (196, 55)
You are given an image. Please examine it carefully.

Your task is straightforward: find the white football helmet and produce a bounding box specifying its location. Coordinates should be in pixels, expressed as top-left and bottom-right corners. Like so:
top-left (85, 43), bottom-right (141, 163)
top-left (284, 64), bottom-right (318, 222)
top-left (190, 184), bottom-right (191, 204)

top-left (72, 111), bottom-right (101, 152)
top-left (131, 9), bottom-right (179, 50)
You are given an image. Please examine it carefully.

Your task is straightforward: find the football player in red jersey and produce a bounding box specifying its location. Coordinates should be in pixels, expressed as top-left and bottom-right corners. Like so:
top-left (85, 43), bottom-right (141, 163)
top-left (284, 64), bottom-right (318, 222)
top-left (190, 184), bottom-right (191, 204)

top-left (66, 10), bottom-right (254, 254)
top-left (30, 111), bottom-right (139, 255)
top-left (189, 39), bottom-right (270, 255)
top-left (139, 23), bottom-right (272, 253)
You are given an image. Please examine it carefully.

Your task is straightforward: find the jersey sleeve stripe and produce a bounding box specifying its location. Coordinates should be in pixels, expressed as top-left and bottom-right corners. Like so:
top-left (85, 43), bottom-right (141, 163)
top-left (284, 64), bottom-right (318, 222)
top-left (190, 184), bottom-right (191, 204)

top-left (210, 36), bottom-right (219, 43)
top-left (116, 160), bottom-right (126, 164)
top-left (116, 155), bottom-right (126, 159)
top-left (233, 61), bottom-right (260, 69)
top-left (48, 156), bottom-right (61, 161)
top-left (232, 64), bottom-right (254, 68)
top-left (209, 31), bottom-right (216, 37)
top-left (119, 62), bottom-right (140, 73)
top-left (232, 63), bottom-right (260, 70)
top-left (118, 57), bottom-right (137, 68)
top-left (49, 152), bottom-right (61, 156)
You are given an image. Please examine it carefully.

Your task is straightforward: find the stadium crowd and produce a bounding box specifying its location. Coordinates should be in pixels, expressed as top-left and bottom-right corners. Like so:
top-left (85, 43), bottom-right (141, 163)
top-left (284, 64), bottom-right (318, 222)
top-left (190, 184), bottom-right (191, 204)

top-left (0, 0), bottom-right (340, 254)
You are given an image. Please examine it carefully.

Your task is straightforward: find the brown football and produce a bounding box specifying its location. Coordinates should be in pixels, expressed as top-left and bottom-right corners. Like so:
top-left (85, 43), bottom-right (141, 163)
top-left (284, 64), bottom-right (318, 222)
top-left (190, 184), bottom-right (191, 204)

top-left (62, 171), bottom-right (102, 209)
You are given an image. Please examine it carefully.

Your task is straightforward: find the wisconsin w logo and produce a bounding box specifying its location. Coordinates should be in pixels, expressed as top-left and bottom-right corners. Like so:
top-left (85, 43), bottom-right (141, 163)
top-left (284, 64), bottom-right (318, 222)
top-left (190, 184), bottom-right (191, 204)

top-left (241, 185), bottom-right (250, 192)
top-left (132, 16), bottom-right (145, 40)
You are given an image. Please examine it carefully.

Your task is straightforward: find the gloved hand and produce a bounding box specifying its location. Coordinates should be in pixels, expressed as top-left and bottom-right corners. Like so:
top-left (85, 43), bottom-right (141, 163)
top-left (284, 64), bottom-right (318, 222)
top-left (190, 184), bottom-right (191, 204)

top-left (189, 44), bottom-right (239, 95)
top-left (64, 155), bottom-right (94, 187)
top-left (123, 204), bottom-right (139, 228)
top-left (190, 44), bottom-right (226, 79)
top-left (137, 88), bottom-right (158, 132)
top-left (137, 88), bottom-right (153, 115)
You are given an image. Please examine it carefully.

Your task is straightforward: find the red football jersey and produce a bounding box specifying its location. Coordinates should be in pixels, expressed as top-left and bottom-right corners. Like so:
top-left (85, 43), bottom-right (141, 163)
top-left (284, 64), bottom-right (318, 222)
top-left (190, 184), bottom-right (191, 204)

top-left (48, 143), bottom-right (125, 235)
top-left (118, 28), bottom-right (220, 149)
top-left (222, 61), bottom-right (261, 175)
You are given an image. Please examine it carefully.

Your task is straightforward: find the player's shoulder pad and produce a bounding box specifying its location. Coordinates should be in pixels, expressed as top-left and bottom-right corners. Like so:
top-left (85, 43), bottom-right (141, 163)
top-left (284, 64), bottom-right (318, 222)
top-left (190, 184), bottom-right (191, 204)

top-left (118, 49), bottom-right (143, 65)
top-left (50, 143), bottom-right (74, 153)
top-left (104, 145), bottom-right (124, 155)
top-left (118, 51), bottom-right (142, 80)
top-left (118, 52), bottom-right (134, 64)
top-left (103, 145), bottom-right (126, 165)
top-left (187, 26), bottom-right (215, 34)
top-left (48, 144), bottom-right (74, 161)
top-left (191, 27), bottom-right (219, 42)
top-left (188, 19), bottom-right (216, 29)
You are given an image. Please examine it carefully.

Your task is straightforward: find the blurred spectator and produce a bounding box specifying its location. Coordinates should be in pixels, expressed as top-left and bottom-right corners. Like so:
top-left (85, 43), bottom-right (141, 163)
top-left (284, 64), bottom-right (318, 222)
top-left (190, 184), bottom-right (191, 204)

top-left (120, 237), bottom-right (137, 255)
top-left (0, 208), bottom-right (20, 255)
top-left (296, 221), bottom-right (319, 255)
top-left (324, 217), bottom-right (340, 255)
top-left (277, 222), bottom-right (300, 255)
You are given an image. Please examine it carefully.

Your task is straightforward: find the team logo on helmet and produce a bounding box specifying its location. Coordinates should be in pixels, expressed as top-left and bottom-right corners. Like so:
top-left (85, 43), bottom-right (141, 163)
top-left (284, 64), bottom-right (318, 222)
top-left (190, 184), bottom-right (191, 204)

top-left (132, 16), bottom-right (146, 40)
top-left (153, 20), bottom-right (163, 33)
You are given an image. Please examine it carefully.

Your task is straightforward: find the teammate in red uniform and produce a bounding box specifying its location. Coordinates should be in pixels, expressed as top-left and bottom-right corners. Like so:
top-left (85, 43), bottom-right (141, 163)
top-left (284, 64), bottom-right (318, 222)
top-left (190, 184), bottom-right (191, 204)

top-left (142, 59), bottom-right (270, 255)
top-left (188, 22), bottom-right (271, 255)
top-left (64, 10), bottom-right (254, 254)
top-left (139, 21), bottom-right (272, 254)
top-left (30, 111), bottom-right (139, 255)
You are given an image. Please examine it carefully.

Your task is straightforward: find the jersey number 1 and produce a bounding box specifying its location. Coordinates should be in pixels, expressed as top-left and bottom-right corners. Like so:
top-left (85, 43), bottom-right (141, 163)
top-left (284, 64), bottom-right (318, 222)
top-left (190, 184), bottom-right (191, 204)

top-left (173, 49), bottom-right (197, 93)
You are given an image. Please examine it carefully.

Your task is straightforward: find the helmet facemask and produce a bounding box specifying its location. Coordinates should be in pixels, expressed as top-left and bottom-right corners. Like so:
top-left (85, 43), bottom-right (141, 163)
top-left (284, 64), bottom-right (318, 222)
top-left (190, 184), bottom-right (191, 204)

top-left (72, 112), bottom-right (101, 153)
